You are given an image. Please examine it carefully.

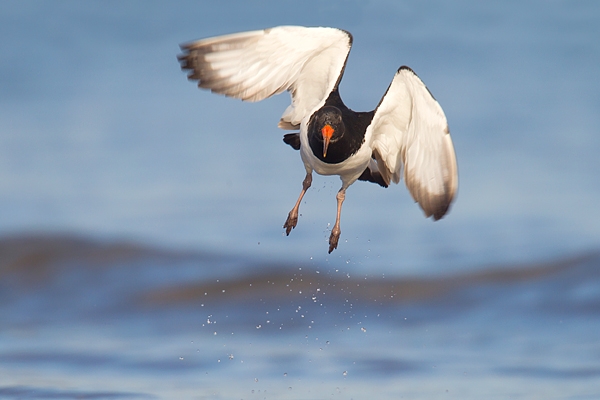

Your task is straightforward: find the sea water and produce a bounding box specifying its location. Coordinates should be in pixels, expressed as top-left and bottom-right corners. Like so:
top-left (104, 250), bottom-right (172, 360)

top-left (1, 235), bottom-right (599, 399)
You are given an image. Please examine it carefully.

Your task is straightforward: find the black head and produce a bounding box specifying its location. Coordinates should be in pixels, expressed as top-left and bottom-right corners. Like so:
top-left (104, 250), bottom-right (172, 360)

top-left (308, 106), bottom-right (346, 161)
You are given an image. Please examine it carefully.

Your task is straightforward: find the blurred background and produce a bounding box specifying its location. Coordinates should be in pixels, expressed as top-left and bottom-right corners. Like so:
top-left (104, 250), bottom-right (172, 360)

top-left (1, 1), bottom-right (599, 399)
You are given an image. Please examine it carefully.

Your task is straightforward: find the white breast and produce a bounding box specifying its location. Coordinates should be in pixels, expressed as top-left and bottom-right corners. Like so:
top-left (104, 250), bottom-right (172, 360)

top-left (298, 120), bottom-right (373, 188)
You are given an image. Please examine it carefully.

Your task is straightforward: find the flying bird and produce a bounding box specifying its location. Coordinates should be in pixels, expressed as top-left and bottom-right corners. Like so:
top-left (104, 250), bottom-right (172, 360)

top-left (178, 26), bottom-right (458, 253)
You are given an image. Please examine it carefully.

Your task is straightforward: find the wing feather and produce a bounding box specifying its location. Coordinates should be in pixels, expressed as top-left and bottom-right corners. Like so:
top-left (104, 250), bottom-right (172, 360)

top-left (178, 26), bottom-right (352, 129)
top-left (369, 67), bottom-right (458, 220)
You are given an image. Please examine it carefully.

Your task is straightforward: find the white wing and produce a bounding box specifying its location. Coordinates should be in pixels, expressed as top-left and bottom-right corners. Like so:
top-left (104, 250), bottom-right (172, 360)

top-left (369, 66), bottom-right (458, 220)
top-left (178, 26), bottom-right (352, 130)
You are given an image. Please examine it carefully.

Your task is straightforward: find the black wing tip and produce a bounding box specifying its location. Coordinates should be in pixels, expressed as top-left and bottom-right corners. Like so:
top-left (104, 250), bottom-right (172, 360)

top-left (178, 39), bottom-right (200, 52)
top-left (431, 207), bottom-right (449, 221)
top-left (398, 65), bottom-right (438, 101)
top-left (283, 133), bottom-right (301, 150)
top-left (373, 66), bottom-right (418, 112)
top-left (177, 54), bottom-right (189, 68)
top-left (424, 197), bottom-right (454, 221)
top-left (358, 167), bottom-right (388, 188)
top-left (398, 65), bottom-right (416, 75)
top-left (338, 28), bottom-right (353, 45)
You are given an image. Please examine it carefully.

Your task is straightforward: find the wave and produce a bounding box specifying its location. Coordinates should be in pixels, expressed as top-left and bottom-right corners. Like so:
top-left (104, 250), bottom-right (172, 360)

top-left (2, 232), bottom-right (599, 313)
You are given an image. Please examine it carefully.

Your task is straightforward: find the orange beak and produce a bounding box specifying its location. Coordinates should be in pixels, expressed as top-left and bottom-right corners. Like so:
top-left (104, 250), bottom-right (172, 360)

top-left (321, 124), bottom-right (334, 157)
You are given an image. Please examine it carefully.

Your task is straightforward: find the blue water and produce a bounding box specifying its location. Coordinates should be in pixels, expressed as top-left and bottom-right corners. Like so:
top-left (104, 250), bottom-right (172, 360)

top-left (1, 1), bottom-right (600, 398)
top-left (1, 235), bottom-right (600, 399)
top-left (1, 1), bottom-right (599, 274)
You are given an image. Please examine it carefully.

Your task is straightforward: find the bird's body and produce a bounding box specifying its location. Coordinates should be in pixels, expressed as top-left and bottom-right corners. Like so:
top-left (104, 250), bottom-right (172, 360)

top-left (178, 26), bottom-right (458, 253)
top-left (302, 90), bottom-right (375, 184)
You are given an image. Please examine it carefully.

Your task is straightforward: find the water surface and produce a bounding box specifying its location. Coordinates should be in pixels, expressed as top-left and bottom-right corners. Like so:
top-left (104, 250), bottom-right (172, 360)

top-left (1, 234), bottom-right (599, 399)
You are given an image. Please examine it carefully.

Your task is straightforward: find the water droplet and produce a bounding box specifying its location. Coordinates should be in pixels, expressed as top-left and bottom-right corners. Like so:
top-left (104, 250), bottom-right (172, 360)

top-left (228, 354), bottom-right (234, 360)
top-left (179, 357), bottom-right (184, 360)
top-left (361, 327), bottom-right (367, 332)
top-left (254, 378), bottom-right (259, 383)
top-left (326, 341), bottom-right (330, 345)
top-left (283, 372), bottom-right (288, 376)
top-left (256, 324), bottom-right (262, 329)
top-left (342, 371), bottom-right (348, 376)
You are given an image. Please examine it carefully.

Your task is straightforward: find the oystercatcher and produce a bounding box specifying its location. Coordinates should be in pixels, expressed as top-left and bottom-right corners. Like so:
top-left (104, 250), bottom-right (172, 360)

top-left (178, 26), bottom-right (458, 253)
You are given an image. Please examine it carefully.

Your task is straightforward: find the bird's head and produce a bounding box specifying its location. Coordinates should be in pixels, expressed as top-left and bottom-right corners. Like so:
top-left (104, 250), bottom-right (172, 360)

top-left (312, 106), bottom-right (345, 158)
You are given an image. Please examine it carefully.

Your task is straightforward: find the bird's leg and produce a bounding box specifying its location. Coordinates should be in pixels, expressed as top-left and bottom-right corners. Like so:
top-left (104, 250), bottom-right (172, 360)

top-left (328, 188), bottom-right (346, 253)
top-left (284, 172), bottom-right (312, 235)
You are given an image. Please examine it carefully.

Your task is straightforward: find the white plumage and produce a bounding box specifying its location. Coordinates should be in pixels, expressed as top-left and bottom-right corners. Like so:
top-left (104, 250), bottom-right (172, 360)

top-left (179, 26), bottom-right (458, 252)
top-left (369, 67), bottom-right (458, 219)
top-left (180, 26), bottom-right (351, 129)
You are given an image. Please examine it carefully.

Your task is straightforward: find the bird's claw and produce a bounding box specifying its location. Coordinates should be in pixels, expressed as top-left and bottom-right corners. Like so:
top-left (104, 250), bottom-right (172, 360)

top-left (328, 227), bottom-right (341, 253)
top-left (283, 211), bottom-right (298, 236)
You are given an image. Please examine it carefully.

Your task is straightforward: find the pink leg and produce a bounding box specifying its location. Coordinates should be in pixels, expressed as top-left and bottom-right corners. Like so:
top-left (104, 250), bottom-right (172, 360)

top-left (284, 173), bottom-right (312, 235)
top-left (328, 188), bottom-right (346, 253)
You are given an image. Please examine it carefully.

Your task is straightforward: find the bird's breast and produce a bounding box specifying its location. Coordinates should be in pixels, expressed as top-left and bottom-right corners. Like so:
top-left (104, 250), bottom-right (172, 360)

top-left (300, 137), bottom-right (372, 184)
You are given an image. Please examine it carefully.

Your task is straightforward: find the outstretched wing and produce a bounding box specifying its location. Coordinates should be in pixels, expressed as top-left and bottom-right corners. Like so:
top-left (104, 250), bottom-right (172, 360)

top-left (178, 26), bottom-right (352, 130)
top-left (368, 66), bottom-right (458, 220)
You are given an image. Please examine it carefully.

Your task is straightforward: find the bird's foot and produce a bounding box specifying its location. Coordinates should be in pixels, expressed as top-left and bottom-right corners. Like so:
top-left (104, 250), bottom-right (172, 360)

top-left (328, 226), bottom-right (341, 253)
top-left (283, 211), bottom-right (298, 236)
